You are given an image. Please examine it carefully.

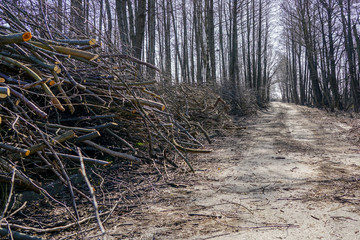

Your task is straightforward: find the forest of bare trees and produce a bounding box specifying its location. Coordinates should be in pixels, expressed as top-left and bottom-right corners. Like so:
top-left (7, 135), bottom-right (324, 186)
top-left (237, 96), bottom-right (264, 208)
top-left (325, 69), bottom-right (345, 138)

top-left (2, 0), bottom-right (360, 112)
top-left (278, 0), bottom-right (360, 112)
top-left (2, 0), bottom-right (277, 111)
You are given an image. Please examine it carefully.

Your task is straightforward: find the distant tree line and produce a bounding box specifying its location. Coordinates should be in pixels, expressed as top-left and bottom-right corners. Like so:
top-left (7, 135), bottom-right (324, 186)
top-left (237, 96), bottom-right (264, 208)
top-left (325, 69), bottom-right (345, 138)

top-left (278, 0), bottom-right (360, 112)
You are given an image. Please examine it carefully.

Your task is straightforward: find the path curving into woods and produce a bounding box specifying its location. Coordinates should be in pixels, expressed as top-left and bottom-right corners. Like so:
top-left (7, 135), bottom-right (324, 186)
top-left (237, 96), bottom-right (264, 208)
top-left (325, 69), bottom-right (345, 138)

top-left (109, 102), bottom-right (360, 239)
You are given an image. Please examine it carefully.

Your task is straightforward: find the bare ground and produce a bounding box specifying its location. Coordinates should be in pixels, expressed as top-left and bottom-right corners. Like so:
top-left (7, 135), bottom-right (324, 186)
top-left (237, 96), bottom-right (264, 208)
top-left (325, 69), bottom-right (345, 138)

top-left (103, 102), bottom-right (360, 240)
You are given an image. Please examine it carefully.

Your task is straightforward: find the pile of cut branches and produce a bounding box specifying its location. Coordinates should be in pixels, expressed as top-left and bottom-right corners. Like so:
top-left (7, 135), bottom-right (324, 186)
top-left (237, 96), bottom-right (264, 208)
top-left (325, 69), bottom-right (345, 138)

top-left (0, 3), bottom-right (213, 237)
top-left (161, 84), bottom-right (231, 131)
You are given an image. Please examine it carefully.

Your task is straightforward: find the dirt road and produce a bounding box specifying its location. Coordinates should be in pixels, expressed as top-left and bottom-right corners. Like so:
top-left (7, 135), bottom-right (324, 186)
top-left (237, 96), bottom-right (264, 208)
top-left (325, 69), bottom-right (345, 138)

top-left (111, 102), bottom-right (360, 239)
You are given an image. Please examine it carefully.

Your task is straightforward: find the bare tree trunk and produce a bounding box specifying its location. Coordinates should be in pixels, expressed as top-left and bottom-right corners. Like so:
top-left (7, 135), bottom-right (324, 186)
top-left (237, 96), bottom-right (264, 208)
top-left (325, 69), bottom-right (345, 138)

top-left (298, 45), bottom-right (305, 105)
top-left (246, 1), bottom-right (252, 88)
top-left (156, 5), bottom-right (164, 73)
top-left (190, 11), bottom-right (195, 84)
top-left (116, 0), bottom-right (130, 51)
top-left (182, 0), bottom-right (189, 83)
top-left (229, 0), bottom-right (239, 97)
top-left (99, 0), bottom-right (103, 39)
top-left (170, 0), bottom-right (182, 84)
top-left (134, 0), bottom-right (146, 60)
top-left (219, 0), bottom-right (227, 84)
top-left (323, 0), bottom-right (341, 109)
top-left (262, 8), bottom-right (269, 102)
top-left (194, 1), bottom-right (203, 84)
top-left (57, 0), bottom-right (63, 32)
top-left (291, 30), bottom-right (299, 104)
top-left (84, 0), bottom-right (89, 35)
top-left (128, 0), bottom-right (135, 48)
top-left (207, 0), bottom-right (216, 85)
top-left (71, 0), bottom-right (84, 35)
top-left (257, 0), bottom-right (263, 104)
top-left (252, 0), bottom-right (257, 90)
top-left (300, 0), bottom-right (323, 106)
top-left (104, 0), bottom-right (112, 44)
top-left (240, 2), bottom-right (247, 88)
top-left (353, 25), bottom-right (360, 90)
top-left (147, 0), bottom-right (156, 78)
top-left (339, 0), bottom-right (360, 112)
top-left (164, 0), bottom-right (172, 84)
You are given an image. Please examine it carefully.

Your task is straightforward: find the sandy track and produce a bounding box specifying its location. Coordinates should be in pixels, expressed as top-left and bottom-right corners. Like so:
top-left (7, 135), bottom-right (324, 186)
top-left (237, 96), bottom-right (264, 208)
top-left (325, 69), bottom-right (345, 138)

top-left (111, 102), bottom-right (360, 240)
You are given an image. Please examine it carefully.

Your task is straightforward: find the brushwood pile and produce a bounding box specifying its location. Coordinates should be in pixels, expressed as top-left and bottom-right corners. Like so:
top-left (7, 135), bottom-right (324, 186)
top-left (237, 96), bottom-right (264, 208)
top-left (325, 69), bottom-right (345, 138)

top-left (0, 2), bottom-right (231, 237)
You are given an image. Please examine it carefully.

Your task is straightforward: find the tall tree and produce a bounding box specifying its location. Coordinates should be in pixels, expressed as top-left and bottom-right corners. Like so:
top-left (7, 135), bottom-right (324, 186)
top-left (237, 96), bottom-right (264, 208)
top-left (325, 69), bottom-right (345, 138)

top-left (104, 0), bottom-right (112, 43)
top-left (71, 0), bottom-right (84, 34)
top-left (338, 0), bottom-right (360, 112)
top-left (256, 0), bottom-right (263, 103)
top-left (147, 0), bottom-right (156, 77)
top-left (128, 0), bottom-right (135, 47)
top-left (57, 0), bottom-right (63, 32)
top-left (229, 0), bottom-right (239, 97)
top-left (246, 0), bottom-right (252, 88)
top-left (170, 0), bottom-right (181, 83)
top-left (164, 0), bottom-right (172, 84)
top-left (320, 0), bottom-right (341, 109)
top-left (116, 0), bottom-right (130, 50)
top-left (182, 0), bottom-right (190, 83)
top-left (194, 1), bottom-right (203, 84)
top-left (218, 0), bottom-right (227, 84)
top-left (134, 0), bottom-right (146, 60)
top-left (300, 0), bottom-right (323, 106)
top-left (207, 0), bottom-right (216, 84)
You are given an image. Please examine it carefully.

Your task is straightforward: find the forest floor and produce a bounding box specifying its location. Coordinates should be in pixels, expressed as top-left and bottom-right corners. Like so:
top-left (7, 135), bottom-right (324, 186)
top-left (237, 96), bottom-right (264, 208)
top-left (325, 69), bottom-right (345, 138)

top-left (101, 102), bottom-right (360, 240)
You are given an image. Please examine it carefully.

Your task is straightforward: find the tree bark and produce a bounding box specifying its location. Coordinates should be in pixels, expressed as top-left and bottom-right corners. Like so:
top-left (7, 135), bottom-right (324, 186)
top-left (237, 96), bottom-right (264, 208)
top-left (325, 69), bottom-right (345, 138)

top-left (128, 0), bottom-right (135, 48)
top-left (116, 0), bottom-right (130, 51)
top-left (71, 0), bottom-right (84, 34)
top-left (300, 0), bottom-right (323, 106)
top-left (104, 0), bottom-right (112, 43)
top-left (323, 0), bottom-right (341, 109)
top-left (57, 0), bottom-right (63, 32)
top-left (194, 1), bottom-right (203, 84)
top-left (257, 0), bottom-right (263, 104)
top-left (298, 45), bottom-right (306, 105)
top-left (147, 0), bottom-right (156, 78)
top-left (134, 0), bottom-right (146, 60)
top-left (246, 1), bottom-right (252, 88)
top-left (164, 0), bottom-right (172, 84)
top-left (339, 0), bottom-right (360, 112)
top-left (219, 0), bottom-right (227, 84)
top-left (229, 0), bottom-right (239, 97)
top-left (207, 0), bottom-right (216, 85)
top-left (182, 0), bottom-right (190, 83)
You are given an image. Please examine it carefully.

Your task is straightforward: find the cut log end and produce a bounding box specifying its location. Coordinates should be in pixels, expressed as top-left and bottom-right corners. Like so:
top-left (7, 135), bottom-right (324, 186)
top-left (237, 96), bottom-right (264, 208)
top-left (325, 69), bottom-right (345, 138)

top-left (23, 150), bottom-right (30, 157)
top-left (90, 54), bottom-right (99, 61)
top-left (51, 98), bottom-right (65, 112)
top-left (103, 162), bottom-right (112, 167)
top-left (22, 32), bottom-right (32, 42)
top-left (0, 87), bottom-right (10, 98)
top-left (48, 80), bottom-right (55, 86)
top-left (89, 38), bottom-right (97, 45)
top-left (54, 65), bottom-right (61, 74)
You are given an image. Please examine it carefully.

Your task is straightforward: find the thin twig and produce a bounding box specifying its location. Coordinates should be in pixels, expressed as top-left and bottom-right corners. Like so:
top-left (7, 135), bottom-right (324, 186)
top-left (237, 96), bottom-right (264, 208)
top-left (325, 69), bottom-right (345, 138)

top-left (0, 168), bottom-right (16, 224)
top-left (78, 148), bottom-right (106, 236)
top-left (0, 212), bottom-right (109, 233)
